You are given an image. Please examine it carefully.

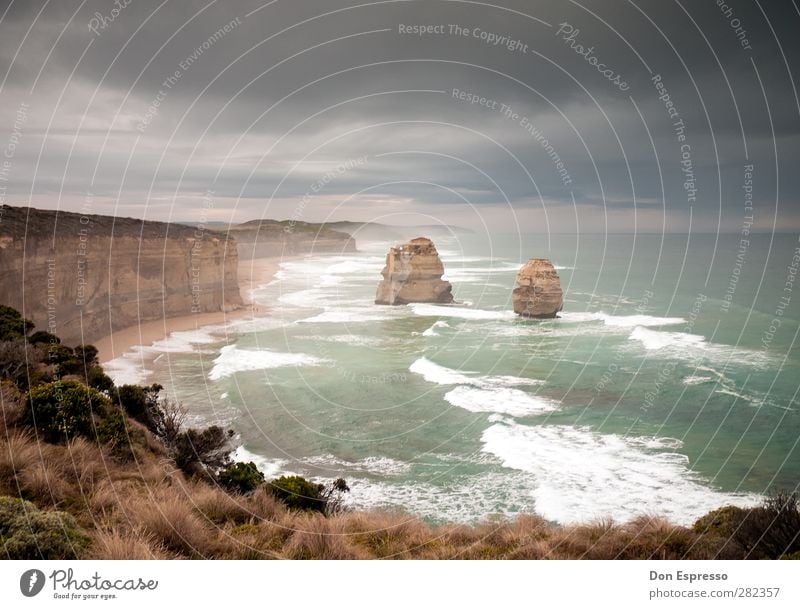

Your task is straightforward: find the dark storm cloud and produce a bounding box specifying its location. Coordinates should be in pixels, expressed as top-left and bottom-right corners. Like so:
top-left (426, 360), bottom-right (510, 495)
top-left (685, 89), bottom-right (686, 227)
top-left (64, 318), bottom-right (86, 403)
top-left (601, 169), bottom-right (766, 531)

top-left (0, 0), bottom-right (797, 231)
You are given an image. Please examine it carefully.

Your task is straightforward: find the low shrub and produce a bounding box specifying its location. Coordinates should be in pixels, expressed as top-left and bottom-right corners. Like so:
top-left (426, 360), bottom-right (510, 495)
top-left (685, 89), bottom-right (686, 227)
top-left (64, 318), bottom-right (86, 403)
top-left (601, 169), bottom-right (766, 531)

top-left (114, 384), bottom-right (165, 434)
top-left (219, 461), bottom-right (265, 494)
top-left (693, 493), bottom-right (800, 559)
top-left (0, 305), bottom-right (33, 342)
top-left (0, 495), bottom-right (88, 559)
top-left (0, 340), bottom-right (46, 390)
top-left (96, 406), bottom-right (133, 459)
top-left (23, 380), bottom-right (107, 443)
top-left (86, 366), bottom-right (114, 393)
top-left (28, 331), bottom-right (60, 345)
top-left (267, 475), bottom-right (327, 513)
top-left (172, 426), bottom-right (234, 478)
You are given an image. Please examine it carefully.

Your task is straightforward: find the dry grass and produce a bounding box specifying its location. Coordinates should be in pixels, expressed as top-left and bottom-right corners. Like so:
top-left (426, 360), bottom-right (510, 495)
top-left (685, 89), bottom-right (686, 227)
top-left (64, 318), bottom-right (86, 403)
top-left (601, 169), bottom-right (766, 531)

top-left (125, 490), bottom-right (212, 556)
top-left (0, 413), bottom-right (755, 560)
top-left (184, 482), bottom-right (253, 525)
top-left (87, 526), bottom-right (169, 559)
top-left (284, 513), bottom-right (368, 560)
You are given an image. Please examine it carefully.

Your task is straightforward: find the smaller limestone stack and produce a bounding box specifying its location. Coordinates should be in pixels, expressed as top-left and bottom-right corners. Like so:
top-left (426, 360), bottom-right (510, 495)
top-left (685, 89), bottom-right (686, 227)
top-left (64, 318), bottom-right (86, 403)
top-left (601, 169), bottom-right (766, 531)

top-left (512, 258), bottom-right (563, 318)
top-left (375, 237), bottom-right (454, 305)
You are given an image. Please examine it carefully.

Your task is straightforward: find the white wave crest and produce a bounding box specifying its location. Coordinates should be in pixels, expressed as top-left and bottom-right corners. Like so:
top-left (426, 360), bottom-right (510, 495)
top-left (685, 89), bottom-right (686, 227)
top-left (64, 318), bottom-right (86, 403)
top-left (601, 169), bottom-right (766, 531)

top-left (410, 303), bottom-right (516, 321)
top-left (481, 421), bottom-right (760, 526)
top-left (208, 345), bottom-right (329, 380)
top-left (628, 326), bottom-right (707, 350)
top-left (410, 357), bottom-right (540, 388)
top-left (445, 386), bottom-right (559, 416)
top-left (558, 312), bottom-right (686, 327)
top-left (422, 320), bottom-right (451, 337)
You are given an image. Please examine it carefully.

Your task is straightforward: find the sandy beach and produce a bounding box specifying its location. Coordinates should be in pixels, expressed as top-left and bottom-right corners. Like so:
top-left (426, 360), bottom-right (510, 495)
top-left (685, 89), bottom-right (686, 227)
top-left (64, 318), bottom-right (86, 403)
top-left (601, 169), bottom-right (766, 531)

top-left (95, 257), bottom-right (282, 363)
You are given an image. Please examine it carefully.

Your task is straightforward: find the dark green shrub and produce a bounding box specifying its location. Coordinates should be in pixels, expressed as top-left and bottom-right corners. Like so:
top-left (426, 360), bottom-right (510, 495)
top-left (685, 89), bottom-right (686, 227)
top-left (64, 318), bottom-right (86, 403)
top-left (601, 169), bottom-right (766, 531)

top-left (74, 345), bottom-right (99, 367)
top-left (172, 426), bottom-right (234, 478)
top-left (321, 477), bottom-right (351, 516)
top-left (738, 492), bottom-right (800, 559)
top-left (23, 380), bottom-right (107, 443)
top-left (96, 406), bottom-right (132, 458)
top-left (0, 496), bottom-right (88, 559)
top-left (694, 493), bottom-right (800, 559)
top-left (114, 383), bottom-right (163, 432)
top-left (219, 461), bottom-right (265, 494)
top-left (43, 343), bottom-right (73, 366)
top-left (43, 344), bottom-right (77, 378)
top-left (267, 475), bottom-right (327, 513)
top-left (0, 305), bottom-right (34, 341)
top-left (28, 331), bottom-right (60, 345)
top-left (0, 340), bottom-right (46, 390)
top-left (86, 366), bottom-right (114, 393)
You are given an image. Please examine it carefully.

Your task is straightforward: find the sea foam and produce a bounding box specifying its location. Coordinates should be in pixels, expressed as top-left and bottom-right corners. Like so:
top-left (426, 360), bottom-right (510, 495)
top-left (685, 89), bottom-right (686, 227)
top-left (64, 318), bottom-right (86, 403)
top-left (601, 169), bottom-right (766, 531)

top-left (422, 320), bottom-right (450, 336)
top-left (410, 357), bottom-right (540, 388)
top-left (208, 345), bottom-right (328, 380)
top-left (445, 386), bottom-right (558, 416)
top-left (558, 311), bottom-right (686, 327)
top-left (628, 326), bottom-right (707, 350)
top-left (481, 420), bottom-right (761, 525)
top-left (410, 303), bottom-right (516, 321)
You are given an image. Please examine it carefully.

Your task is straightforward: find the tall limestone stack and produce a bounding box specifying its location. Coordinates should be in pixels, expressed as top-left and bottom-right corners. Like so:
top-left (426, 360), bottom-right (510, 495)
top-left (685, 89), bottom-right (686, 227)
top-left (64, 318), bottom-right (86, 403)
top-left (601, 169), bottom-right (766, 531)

top-left (512, 258), bottom-right (563, 318)
top-left (375, 237), bottom-right (454, 305)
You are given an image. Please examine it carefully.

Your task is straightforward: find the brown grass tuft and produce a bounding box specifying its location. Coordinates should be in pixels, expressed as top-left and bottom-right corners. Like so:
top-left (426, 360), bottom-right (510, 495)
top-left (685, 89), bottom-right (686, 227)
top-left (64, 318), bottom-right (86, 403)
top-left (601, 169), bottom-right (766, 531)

top-left (19, 462), bottom-right (71, 505)
top-left (186, 482), bottom-right (253, 525)
top-left (284, 513), bottom-right (367, 560)
top-left (126, 490), bottom-right (213, 556)
top-left (88, 526), bottom-right (170, 559)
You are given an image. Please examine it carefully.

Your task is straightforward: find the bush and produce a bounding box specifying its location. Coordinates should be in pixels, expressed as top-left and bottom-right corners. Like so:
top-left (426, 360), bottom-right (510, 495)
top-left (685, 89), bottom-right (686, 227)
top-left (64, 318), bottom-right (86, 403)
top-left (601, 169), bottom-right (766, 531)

top-left (114, 384), bottom-right (164, 433)
top-left (86, 366), bottom-right (114, 393)
top-left (0, 305), bottom-right (34, 342)
top-left (219, 461), bottom-right (265, 494)
top-left (738, 493), bottom-right (800, 559)
top-left (23, 380), bottom-right (108, 443)
top-left (74, 345), bottom-right (99, 367)
top-left (172, 426), bottom-right (234, 478)
top-left (267, 476), bottom-right (327, 513)
top-left (694, 493), bottom-right (800, 559)
top-left (28, 331), bottom-right (60, 345)
top-left (0, 340), bottom-right (46, 390)
top-left (96, 406), bottom-right (132, 458)
top-left (0, 496), bottom-right (88, 559)
top-left (321, 478), bottom-right (351, 516)
top-left (44, 343), bottom-right (74, 367)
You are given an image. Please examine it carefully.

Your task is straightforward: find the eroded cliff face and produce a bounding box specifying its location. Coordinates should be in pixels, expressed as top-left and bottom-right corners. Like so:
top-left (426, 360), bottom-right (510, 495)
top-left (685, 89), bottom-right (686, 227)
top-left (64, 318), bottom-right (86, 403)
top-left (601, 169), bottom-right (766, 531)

top-left (0, 205), bottom-right (242, 344)
top-left (375, 237), bottom-right (454, 305)
top-left (512, 258), bottom-right (563, 318)
top-left (230, 220), bottom-right (355, 260)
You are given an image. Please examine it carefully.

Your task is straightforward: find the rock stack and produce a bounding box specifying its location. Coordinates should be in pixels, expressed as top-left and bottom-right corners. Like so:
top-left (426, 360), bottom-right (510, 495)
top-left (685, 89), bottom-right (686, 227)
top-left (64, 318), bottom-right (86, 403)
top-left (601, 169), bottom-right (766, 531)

top-left (512, 258), bottom-right (563, 318)
top-left (375, 237), bottom-right (454, 305)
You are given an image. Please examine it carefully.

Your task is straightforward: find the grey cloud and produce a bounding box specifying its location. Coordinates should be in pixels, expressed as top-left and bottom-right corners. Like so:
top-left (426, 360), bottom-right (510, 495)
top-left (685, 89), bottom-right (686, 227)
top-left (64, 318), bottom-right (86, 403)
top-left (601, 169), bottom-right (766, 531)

top-left (0, 0), bottom-right (797, 231)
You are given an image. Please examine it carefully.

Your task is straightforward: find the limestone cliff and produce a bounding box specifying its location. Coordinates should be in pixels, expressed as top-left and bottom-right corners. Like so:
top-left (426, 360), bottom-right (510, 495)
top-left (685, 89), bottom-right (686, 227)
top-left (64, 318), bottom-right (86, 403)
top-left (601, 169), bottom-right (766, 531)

top-left (512, 258), bottom-right (563, 318)
top-left (0, 205), bottom-right (242, 345)
top-left (229, 220), bottom-right (355, 260)
top-left (375, 237), bottom-right (453, 305)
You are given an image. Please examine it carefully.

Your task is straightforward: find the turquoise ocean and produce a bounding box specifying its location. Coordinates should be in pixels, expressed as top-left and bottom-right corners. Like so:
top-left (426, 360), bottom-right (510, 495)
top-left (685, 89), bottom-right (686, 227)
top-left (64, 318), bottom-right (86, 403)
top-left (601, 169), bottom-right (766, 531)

top-left (105, 233), bottom-right (800, 525)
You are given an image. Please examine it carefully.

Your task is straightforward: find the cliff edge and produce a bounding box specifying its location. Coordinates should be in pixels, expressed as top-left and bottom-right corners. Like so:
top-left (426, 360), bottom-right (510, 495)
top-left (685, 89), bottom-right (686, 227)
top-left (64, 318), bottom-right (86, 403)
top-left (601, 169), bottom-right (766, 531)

top-left (229, 219), bottom-right (355, 260)
top-left (0, 205), bottom-right (242, 344)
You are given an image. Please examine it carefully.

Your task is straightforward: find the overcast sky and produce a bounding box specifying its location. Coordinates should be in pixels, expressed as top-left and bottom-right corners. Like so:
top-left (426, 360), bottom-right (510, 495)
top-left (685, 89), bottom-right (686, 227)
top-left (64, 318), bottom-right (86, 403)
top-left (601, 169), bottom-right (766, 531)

top-left (0, 0), bottom-right (798, 232)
